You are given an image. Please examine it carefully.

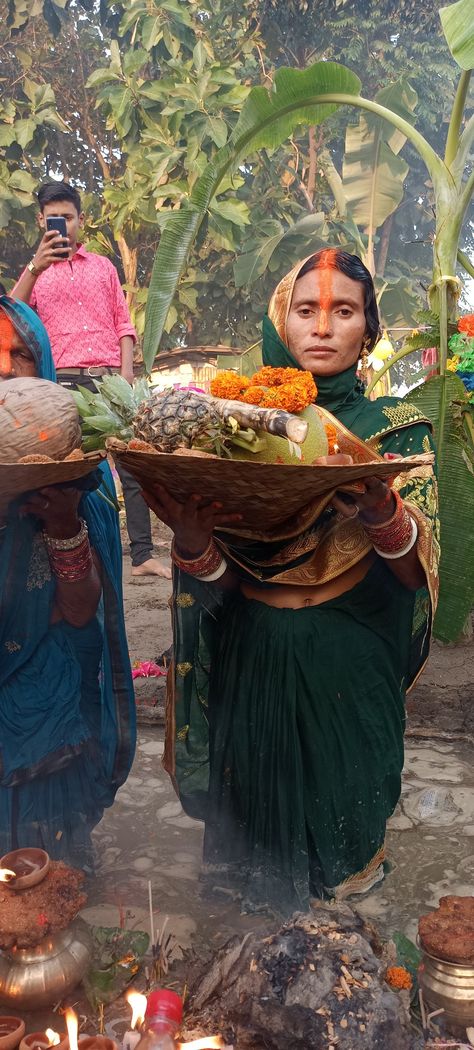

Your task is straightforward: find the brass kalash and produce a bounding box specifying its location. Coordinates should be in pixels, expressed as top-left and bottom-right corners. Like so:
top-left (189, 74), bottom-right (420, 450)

top-left (0, 849), bottom-right (92, 1009)
top-left (418, 895), bottom-right (474, 1031)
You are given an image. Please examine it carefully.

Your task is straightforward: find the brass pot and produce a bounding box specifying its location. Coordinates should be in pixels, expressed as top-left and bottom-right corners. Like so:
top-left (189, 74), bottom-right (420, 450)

top-left (0, 919), bottom-right (92, 1009)
top-left (419, 949), bottom-right (474, 1028)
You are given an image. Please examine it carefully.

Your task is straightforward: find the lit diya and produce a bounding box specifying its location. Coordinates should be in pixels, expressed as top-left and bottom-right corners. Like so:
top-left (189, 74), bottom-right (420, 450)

top-left (0, 1018), bottom-right (25, 1050)
top-left (19, 1030), bottom-right (67, 1050)
top-left (0, 850), bottom-right (50, 890)
top-left (66, 1011), bottom-right (117, 1050)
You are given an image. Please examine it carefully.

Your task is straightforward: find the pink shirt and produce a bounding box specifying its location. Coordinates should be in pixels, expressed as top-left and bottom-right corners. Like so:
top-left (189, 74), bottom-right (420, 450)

top-left (16, 246), bottom-right (136, 368)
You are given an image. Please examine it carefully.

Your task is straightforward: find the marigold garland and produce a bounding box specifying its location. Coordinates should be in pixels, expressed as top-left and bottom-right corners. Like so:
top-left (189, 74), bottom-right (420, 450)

top-left (385, 965), bottom-right (413, 991)
top-left (210, 367), bottom-right (317, 414)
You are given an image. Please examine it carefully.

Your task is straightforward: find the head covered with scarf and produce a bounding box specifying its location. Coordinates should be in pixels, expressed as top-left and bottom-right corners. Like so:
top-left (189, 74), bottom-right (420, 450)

top-left (0, 295), bottom-right (135, 861)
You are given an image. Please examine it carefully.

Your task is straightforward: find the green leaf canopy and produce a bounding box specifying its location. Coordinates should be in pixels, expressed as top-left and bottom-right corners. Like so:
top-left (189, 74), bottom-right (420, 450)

top-left (440, 0), bottom-right (474, 70)
top-left (408, 374), bottom-right (474, 642)
top-left (143, 61), bottom-right (361, 369)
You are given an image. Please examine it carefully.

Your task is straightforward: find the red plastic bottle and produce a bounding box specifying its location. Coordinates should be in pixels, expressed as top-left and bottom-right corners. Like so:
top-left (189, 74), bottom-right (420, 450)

top-left (134, 990), bottom-right (183, 1050)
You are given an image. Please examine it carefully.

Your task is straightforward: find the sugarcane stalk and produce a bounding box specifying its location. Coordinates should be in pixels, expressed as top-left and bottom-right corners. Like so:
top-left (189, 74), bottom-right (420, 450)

top-left (199, 392), bottom-right (309, 444)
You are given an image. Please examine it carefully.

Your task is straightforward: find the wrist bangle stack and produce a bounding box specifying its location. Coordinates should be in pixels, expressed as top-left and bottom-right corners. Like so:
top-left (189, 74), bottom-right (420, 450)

top-left (171, 538), bottom-right (227, 581)
top-left (362, 491), bottom-right (418, 559)
top-left (43, 518), bottom-right (93, 581)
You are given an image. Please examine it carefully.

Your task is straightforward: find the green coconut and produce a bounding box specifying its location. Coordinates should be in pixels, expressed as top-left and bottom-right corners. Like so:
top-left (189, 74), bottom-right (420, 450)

top-left (230, 404), bottom-right (328, 464)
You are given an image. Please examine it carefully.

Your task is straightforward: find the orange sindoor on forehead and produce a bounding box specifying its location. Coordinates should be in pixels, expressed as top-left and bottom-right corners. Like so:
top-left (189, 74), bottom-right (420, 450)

top-left (0, 311), bottom-right (15, 374)
top-left (315, 249), bottom-right (338, 336)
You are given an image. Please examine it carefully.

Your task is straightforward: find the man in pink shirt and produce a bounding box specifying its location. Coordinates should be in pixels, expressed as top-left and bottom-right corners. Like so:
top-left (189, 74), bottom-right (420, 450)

top-left (14, 181), bottom-right (171, 579)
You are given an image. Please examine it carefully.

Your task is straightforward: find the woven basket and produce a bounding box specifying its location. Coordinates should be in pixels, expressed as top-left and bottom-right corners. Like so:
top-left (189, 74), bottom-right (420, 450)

top-left (108, 439), bottom-right (433, 533)
top-left (0, 452), bottom-right (105, 517)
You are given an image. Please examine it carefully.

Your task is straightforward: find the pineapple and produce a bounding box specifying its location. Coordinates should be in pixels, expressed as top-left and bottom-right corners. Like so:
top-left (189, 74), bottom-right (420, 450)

top-left (74, 375), bottom-right (312, 455)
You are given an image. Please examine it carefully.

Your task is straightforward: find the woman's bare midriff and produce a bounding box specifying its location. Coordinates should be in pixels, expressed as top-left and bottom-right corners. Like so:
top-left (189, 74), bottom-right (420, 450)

top-left (240, 550), bottom-right (376, 609)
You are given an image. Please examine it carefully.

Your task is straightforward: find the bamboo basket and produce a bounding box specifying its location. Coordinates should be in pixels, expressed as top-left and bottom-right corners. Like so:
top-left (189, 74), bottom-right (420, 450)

top-left (0, 452), bottom-right (105, 517)
top-left (108, 438), bottom-right (433, 533)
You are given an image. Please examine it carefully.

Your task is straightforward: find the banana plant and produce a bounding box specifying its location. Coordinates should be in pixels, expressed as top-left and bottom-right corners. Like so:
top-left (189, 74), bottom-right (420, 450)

top-left (143, 0), bottom-right (474, 641)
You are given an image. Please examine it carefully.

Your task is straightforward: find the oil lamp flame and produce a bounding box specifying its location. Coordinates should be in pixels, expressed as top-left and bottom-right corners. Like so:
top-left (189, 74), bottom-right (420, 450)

top-left (0, 868), bottom-right (16, 883)
top-left (178, 1039), bottom-right (225, 1049)
top-left (126, 990), bottom-right (147, 1030)
top-left (45, 1032), bottom-right (60, 1047)
top-left (65, 1009), bottom-right (78, 1050)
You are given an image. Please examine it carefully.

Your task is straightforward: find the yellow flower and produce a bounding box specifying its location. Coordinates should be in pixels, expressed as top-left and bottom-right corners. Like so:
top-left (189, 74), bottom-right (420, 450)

top-left (446, 355), bottom-right (460, 372)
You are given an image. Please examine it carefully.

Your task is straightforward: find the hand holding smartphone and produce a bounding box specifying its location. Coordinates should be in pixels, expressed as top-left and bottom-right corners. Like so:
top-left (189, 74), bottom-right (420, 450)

top-left (45, 216), bottom-right (70, 259)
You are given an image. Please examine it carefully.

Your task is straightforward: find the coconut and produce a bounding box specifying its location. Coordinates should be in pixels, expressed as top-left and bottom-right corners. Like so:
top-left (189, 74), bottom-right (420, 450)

top-left (231, 404), bottom-right (329, 464)
top-left (0, 377), bottom-right (82, 463)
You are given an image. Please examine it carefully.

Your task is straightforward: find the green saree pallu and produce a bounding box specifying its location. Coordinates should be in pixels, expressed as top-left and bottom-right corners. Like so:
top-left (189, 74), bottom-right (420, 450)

top-left (164, 273), bottom-right (439, 913)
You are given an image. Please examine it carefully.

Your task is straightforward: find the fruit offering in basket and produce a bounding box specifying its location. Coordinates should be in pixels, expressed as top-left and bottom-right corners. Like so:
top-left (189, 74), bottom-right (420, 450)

top-left (74, 368), bottom-right (330, 462)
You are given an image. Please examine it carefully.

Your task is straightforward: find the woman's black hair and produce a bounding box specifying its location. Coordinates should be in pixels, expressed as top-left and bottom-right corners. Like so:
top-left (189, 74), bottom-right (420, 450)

top-left (296, 250), bottom-right (381, 350)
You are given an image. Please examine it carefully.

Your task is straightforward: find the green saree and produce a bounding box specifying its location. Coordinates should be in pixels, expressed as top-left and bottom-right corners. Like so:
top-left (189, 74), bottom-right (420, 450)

top-left (164, 296), bottom-right (439, 913)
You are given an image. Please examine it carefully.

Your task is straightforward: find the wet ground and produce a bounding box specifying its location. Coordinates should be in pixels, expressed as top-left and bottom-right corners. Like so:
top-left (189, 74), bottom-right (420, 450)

top-left (6, 536), bottom-right (474, 1040)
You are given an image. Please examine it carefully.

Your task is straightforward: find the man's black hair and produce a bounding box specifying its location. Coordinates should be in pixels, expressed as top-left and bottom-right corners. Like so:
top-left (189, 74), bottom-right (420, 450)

top-left (296, 250), bottom-right (381, 350)
top-left (37, 181), bottom-right (82, 215)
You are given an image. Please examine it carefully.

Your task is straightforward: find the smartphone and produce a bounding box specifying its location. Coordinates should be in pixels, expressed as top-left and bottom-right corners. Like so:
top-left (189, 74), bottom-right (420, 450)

top-left (46, 215), bottom-right (69, 258)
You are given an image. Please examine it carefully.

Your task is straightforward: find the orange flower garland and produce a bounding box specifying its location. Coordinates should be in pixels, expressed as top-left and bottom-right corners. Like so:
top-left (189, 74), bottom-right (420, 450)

top-left (211, 367), bottom-right (317, 414)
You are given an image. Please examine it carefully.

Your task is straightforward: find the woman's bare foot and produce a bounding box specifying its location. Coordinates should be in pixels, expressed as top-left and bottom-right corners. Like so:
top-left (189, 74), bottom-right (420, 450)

top-left (131, 558), bottom-right (172, 579)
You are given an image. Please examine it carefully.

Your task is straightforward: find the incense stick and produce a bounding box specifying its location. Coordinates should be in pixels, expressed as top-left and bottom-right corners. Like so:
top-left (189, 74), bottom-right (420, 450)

top-left (148, 879), bottom-right (155, 948)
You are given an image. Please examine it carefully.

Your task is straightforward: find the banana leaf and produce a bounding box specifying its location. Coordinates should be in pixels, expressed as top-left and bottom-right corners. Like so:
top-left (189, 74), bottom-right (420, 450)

top-left (143, 61), bottom-right (361, 368)
top-left (342, 80), bottom-right (417, 239)
top-left (83, 925), bottom-right (149, 1008)
top-left (407, 374), bottom-right (474, 642)
top-left (440, 0), bottom-right (474, 69)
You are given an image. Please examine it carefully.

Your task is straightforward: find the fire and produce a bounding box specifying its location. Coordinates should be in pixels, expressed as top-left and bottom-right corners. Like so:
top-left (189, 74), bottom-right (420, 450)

top-left (45, 1032), bottom-right (60, 1047)
top-left (0, 868), bottom-right (16, 883)
top-left (65, 1009), bottom-right (78, 1050)
top-left (178, 1039), bottom-right (225, 1049)
top-left (126, 990), bottom-right (147, 1030)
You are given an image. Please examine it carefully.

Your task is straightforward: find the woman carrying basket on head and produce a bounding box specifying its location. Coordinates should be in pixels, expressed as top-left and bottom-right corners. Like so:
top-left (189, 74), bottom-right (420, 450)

top-left (144, 250), bottom-right (439, 913)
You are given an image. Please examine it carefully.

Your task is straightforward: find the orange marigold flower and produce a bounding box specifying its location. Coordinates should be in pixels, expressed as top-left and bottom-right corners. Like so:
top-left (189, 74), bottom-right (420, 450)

top-left (210, 371), bottom-right (250, 399)
top-left (385, 966), bottom-right (413, 990)
top-left (458, 315), bottom-right (474, 337)
top-left (242, 386), bottom-right (266, 405)
top-left (252, 366), bottom-right (289, 387)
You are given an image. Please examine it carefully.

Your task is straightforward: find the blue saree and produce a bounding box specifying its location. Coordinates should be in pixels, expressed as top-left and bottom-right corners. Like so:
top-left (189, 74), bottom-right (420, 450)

top-left (0, 296), bottom-right (135, 866)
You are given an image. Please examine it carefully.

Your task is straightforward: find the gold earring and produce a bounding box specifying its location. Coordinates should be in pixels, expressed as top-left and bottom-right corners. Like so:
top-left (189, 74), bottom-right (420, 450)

top-left (359, 336), bottom-right (371, 384)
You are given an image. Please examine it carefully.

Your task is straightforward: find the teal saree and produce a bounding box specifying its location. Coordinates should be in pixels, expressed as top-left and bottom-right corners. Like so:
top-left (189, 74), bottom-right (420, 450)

top-left (0, 297), bottom-right (135, 866)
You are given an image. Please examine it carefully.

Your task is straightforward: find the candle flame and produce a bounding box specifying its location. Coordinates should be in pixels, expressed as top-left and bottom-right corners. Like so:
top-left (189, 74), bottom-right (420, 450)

top-left (0, 868), bottom-right (16, 883)
top-left (126, 990), bottom-right (147, 1030)
top-left (45, 1032), bottom-right (60, 1046)
top-left (65, 1009), bottom-right (78, 1050)
top-left (179, 1039), bottom-right (225, 1050)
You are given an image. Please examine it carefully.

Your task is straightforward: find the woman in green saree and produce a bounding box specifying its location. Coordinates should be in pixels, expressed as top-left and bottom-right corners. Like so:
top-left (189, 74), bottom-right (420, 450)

top-left (146, 250), bottom-right (439, 913)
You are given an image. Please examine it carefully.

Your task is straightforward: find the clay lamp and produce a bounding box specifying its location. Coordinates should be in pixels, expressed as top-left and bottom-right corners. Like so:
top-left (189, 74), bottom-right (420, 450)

top-left (19, 1031), bottom-right (68, 1050)
top-left (66, 1011), bottom-right (117, 1050)
top-left (0, 1018), bottom-right (26, 1050)
top-left (0, 849), bottom-right (50, 890)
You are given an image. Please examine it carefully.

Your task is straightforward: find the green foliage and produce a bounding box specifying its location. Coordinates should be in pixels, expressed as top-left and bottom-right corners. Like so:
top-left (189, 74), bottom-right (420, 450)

top-left (440, 0), bottom-right (474, 69)
top-left (408, 374), bottom-right (474, 642)
top-left (83, 925), bottom-right (149, 1008)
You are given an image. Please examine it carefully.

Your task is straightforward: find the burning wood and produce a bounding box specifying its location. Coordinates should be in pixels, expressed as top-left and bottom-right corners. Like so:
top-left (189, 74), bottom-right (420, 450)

top-left (181, 903), bottom-right (416, 1049)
